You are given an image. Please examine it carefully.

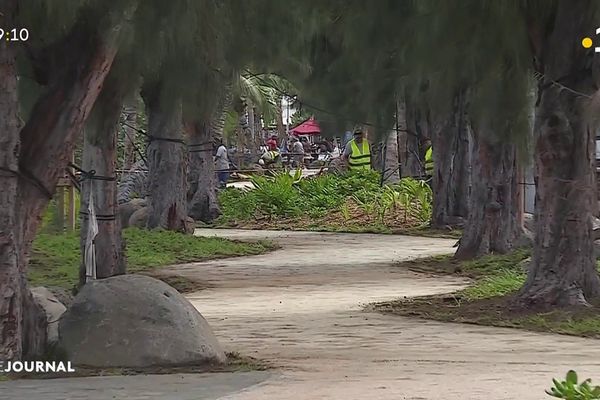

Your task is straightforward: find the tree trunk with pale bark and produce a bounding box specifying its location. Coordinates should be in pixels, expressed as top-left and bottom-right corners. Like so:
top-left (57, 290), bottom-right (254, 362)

top-left (383, 131), bottom-right (400, 184)
top-left (79, 76), bottom-right (127, 286)
top-left (144, 86), bottom-right (188, 231)
top-left (455, 125), bottom-right (521, 260)
top-left (432, 91), bottom-right (471, 228)
top-left (518, 0), bottom-right (600, 307)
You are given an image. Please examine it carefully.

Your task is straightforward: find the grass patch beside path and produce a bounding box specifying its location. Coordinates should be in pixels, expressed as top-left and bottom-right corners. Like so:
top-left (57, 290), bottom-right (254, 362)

top-left (370, 249), bottom-right (600, 338)
top-left (29, 228), bottom-right (274, 292)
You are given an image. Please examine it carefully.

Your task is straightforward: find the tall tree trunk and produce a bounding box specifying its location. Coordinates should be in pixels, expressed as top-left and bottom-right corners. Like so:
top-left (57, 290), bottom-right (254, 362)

top-left (79, 76), bottom-right (127, 287)
top-left (187, 121), bottom-right (220, 222)
top-left (455, 127), bottom-right (521, 260)
top-left (188, 85), bottom-right (232, 222)
top-left (518, 0), bottom-right (600, 306)
top-left (402, 97), bottom-right (426, 177)
top-left (0, 5), bottom-right (126, 360)
top-left (144, 88), bottom-right (188, 231)
top-left (0, 1), bottom-right (24, 360)
top-left (122, 103), bottom-right (138, 170)
top-left (432, 91), bottom-right (471, 228)
top-left (383, 131), bottom-right (400, 184)
top-left (275, 94), bottom-right (285, 141)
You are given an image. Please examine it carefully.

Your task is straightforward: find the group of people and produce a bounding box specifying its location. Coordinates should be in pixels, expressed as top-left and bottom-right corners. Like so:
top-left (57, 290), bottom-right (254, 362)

top-left (214, 127), bottom-right (434, 189)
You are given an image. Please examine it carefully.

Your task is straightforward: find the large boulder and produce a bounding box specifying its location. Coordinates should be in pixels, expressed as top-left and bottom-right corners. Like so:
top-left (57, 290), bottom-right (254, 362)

top-left (58, 274), bottom-right (226, 367)
top-left (119, 198), bottom-right (147, 228)
top-left (128, 206), bottom-right (150, 229)
top-left (31, 287), bottom-right (67, 346)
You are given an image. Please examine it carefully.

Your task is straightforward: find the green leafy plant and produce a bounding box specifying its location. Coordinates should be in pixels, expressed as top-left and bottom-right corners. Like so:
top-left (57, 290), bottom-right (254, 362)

top-left (547, 371), bottom-right (600, 400)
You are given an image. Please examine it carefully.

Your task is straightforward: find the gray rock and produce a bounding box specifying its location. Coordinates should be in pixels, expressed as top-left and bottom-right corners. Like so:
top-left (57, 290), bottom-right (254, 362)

top-left (128, 206), bottom-right (150, 229)
top-left (31, 287), bottom-right (67, 345)
top-left (185, 216), bottom-right (196, 235)
top-left (595, 240), bottom-right (600, 259)
top-left (119, 198), bottom-right (147, 228)
top-left (58, 274), bottom-right (226, 368)
top-left (523, 213), bottom-right (534, 232)
top-left (47, 286), bottom-right (75, 309)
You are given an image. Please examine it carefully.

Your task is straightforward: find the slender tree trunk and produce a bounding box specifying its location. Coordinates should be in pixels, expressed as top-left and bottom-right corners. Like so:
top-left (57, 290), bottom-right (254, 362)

top-left (275, 94), bottom-right (285, 141)
top-left (0, 2), bottom-right (24, 360)
top-left (0, 6), bottom-right (126, 360)
top-left (144, 88), bottom-right (188, 231)
top-left (518, 0), bottom-right (600, 306)
top-left (432, 91), bottom-right (471, 228)
top-left (383, 131), bottom-right (400, 184)
top-left (79, 76), bottom-right (127, 286)
top-left (188, 85), bottom-right (232, 222)
top-left (402, 97), bottom-right (426, 177)
top-left (187, 121), bottom-right (220, 222)
top-left (122, 103), bottom-right (138, 170)
top-left (455, 126), bottom-right (521, 260)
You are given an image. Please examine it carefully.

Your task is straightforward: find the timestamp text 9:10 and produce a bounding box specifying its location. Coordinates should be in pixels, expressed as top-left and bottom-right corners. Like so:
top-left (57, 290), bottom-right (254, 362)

top-left (1, 28), bottom-right (30, 42)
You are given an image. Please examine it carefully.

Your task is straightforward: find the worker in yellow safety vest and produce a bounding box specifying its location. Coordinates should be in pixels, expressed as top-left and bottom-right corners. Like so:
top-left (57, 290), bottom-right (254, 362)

top-left (423, 138), bottom-right (433, 177)
top-left (342, 128), bottom-right (371, 171)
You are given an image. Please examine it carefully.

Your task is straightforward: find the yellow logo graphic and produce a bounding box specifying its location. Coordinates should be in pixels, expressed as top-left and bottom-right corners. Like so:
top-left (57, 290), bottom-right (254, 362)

top-left (583, 37), bottom-right (593, 48)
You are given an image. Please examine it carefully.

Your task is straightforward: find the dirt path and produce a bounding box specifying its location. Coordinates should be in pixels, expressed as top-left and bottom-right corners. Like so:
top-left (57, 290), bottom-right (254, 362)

top-left (163, 229), bottom-right (600, 400)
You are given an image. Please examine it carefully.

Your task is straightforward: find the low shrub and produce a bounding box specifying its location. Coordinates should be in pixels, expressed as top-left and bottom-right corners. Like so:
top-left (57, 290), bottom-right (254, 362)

top-left (218, 170), bottom-right (433, 228)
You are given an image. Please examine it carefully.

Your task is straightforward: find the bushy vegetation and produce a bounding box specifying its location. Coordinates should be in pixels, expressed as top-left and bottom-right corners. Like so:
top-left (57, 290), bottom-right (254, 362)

top-left (218, 170), bottom-right (433, 230)
top-left (29, 228), bottom-right (274, 290)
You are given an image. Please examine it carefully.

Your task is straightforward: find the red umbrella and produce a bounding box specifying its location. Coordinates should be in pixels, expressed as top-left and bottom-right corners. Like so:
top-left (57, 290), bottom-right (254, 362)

top-left (291, 117), bottom-right (321, 135)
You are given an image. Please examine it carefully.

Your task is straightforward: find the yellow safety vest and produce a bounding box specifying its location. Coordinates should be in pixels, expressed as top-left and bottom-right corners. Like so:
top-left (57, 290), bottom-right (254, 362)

top-left (425, 147), bottom-right (433, 175)
top-left (349, 139), bottom-right (371, 170)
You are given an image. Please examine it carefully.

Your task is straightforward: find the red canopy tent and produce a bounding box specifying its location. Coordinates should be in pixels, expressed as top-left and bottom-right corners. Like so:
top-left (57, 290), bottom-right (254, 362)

top-left (290, 117), bottom-right (321, 136)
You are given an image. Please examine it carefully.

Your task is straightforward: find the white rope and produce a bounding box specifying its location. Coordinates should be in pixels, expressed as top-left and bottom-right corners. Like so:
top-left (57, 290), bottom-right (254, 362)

top-left (84, 181), bottom-right (98, 282)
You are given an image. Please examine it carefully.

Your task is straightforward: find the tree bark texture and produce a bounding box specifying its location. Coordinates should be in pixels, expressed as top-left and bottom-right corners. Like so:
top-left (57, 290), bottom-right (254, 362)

top-left (518, 0), bottom-right (600, 306)
top-left (432, 91), bottom-right (471, 228)
top-left (145, 90), bottom-right (188, 231)
top-left (383, 131), bottom-right (400, 184)
top-left (402, 98), bottom-right (427, 177)
top-left (0, 2), bottom-right (24, 360)
top-left (79, 76), bottom-right (127, 287)
top-left (122, 104), bottom-right (138, 170)
top-left (455, 127), bottom-right (521, 260)
top-left (187, 121), bottom-right (220, 222)
top-left (188, 85), bottom-right (233, 222)
top-left (1, 6), bottom-right (124, 360)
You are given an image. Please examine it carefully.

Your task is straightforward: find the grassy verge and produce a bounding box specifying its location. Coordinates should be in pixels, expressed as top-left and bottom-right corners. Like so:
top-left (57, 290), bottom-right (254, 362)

top-left (29, 228), bottom-right (274, 292)
top-left (370, 249), bottom-right (600, 338)
top-left (218, 221), bottom-right (462, 239)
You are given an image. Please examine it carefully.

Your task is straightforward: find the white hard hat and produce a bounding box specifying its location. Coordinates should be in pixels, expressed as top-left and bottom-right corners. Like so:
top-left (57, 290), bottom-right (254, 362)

top-left (258, 159), bottom-right (265, 166)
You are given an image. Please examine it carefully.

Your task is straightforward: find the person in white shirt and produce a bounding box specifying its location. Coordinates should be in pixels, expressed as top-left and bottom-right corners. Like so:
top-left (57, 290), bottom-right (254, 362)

top-left (215, 140), bottom-right (230, 188)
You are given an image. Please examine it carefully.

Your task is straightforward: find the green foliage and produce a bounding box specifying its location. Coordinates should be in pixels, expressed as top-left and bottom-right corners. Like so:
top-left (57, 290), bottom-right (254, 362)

top-left (219, 170), bottom-right (433, 227)
top-left (547, 371), bottom-right (600, 400)
top-left (29, 228), bottom-right (273, 290)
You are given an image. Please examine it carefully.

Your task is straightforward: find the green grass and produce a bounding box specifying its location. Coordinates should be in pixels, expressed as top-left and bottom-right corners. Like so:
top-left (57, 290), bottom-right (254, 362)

top-left (370, 249), bottom-right (600, 339)
top-left (461, 268), bottom-right (525, 300)
top-left (29, 228), bottom-right (273, 290)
